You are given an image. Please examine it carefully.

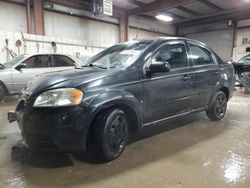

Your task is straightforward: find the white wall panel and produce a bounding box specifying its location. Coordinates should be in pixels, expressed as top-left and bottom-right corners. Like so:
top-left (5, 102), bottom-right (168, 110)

top-left (180, 22), bottom-right (234, 61)
top-left (44, 11), bottom-right (119, 48)
top-left (128, 28), bottom-right (168, 41)
top-left (238, 19), bottom-right (250, 28)
top-left (233, 28), bottom-right (250, 61)
top-left (0, 1), bottom-right (27, 33)
top-left (129, 16), bottom-right (175, 35)
top-left (186, 30), bottom-right (234, 61)
top-left (0, 30), bottom-right (104, 63)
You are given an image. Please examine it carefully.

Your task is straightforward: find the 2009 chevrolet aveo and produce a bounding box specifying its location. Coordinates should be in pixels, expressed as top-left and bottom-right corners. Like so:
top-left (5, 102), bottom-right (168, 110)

top-left (8, 37), bottom-right (235, 162)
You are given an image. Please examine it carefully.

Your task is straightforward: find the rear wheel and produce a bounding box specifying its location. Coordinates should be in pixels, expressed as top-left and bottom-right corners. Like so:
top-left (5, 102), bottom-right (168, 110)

top-left (206, 91), bottom-right (227, 121)
top-left (91, 108), bottom-right (129, 162)
top-left (0, 84), bottom-right (5, 103)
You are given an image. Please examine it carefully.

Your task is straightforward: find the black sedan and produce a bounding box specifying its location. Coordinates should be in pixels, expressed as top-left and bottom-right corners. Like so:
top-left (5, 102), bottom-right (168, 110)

top-left (8, 37), bottom-right (235, 162)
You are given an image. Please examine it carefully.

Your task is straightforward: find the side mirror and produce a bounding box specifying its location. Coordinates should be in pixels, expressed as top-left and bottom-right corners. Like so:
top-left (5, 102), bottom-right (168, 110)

top-left (148, 61), bottom-right (170, 74)
top-left (15, 63), bottom-right (26, 70)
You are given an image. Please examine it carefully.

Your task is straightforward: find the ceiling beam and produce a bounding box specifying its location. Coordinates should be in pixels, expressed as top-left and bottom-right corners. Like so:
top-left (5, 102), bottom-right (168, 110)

top-left (176, 6), bottom-right (202, 16)
top-left (127, 0), bottom-right (146, 7)
top-left (166, 12), bottom-right (186, 20)
top-left (197, 0), bottom-right (223, 11)
top-left (176, 6), bottom-right (250, 27)
top-left (128, 0), bottom-right (195, 16)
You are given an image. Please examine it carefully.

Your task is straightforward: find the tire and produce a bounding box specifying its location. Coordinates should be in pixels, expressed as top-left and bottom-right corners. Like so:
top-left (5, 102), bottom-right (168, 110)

top-left (91, 108), bottom-right (129, 162)
top-left (0, 84), bottom-right (5, 103)
top-left (206, 91), bottom-right (227, 121)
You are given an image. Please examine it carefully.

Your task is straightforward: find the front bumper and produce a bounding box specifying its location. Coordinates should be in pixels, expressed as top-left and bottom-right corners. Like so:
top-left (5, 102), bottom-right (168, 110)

top-left (8, 100), bottom-right (90, 152)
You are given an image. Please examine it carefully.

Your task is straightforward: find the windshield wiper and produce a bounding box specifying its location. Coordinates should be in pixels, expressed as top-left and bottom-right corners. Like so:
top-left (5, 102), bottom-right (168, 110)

top-left (0, 63), bottom-right (5, 68)
top-left (81, 63), bottom-right (107, 69)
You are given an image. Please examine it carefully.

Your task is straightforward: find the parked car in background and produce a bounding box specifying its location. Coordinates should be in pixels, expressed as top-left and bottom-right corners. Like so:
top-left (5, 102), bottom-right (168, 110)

top-left (233, 54), bottom-right (250, 91)
top-left (0, 54), bottom-right (83, 102)
top-left (8, 37), bottom-right (235, 162)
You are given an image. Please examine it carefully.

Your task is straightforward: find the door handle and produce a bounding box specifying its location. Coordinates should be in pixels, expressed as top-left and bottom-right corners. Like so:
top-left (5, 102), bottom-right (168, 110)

top-left (181, 75), bottom-right (190, 81)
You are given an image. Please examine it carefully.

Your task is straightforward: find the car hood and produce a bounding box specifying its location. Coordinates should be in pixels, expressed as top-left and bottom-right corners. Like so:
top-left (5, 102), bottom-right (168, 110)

top-left (23, 68), bottom-right (118, 98)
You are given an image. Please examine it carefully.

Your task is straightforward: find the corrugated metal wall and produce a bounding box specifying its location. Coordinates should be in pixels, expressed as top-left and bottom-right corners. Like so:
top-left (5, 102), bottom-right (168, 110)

top-left (0, 1), bottom-right (175, 63)
top-left (44, 11), bottom-right (119, 48)
top-left (129, 28), bottom-right (168, 41)
top-left (233, 28), bottom-right (250, 61)
top-left (180, 22), bottom-right (234, 61)
top-left (232, 19), bottom-right (250, 61)
top-left (0, 1), bottom-right (27, 33)
top-left (185, 30), bottom-right (234, 61)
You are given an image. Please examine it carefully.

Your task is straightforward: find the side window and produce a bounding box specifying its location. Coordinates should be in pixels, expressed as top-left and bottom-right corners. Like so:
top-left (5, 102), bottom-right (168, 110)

top-left (188, 43), bottom-right (214, 66)
top-left (53, 55), bottom-right (75, 67)
top-left (153, 42), bottom-right (188, 69)
top-left (23, 55), bottom-right (50, 68)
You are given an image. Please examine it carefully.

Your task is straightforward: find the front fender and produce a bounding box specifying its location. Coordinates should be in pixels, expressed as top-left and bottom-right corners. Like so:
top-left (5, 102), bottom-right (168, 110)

top-left (84, 89), bottom-right (142, 129)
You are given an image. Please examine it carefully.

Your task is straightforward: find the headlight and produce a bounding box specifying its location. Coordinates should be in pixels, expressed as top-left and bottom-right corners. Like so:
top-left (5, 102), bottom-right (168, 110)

top-left (33, 88), bottom-right (84, 107)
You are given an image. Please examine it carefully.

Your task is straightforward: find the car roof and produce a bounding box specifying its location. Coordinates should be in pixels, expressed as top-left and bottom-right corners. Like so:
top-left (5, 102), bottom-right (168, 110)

top-left (22, 53), bottom-right (83, 63)
top-left (24, 53), bottom-right (74, 57)
top-left (134, 36), bottom-right (207, 46)
top-left (242, 54), bottom-right (250, 58)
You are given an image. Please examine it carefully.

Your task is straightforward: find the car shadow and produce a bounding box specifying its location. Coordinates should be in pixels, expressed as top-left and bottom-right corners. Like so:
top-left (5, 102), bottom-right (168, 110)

top-left (10, 112), bottom-right (229, 186)
top-left (11, 141), bottom-right (73, 168)
top-left (73, 112), bottom-right (210, 164)
top-left (7, 110), bottom-right (234, 187)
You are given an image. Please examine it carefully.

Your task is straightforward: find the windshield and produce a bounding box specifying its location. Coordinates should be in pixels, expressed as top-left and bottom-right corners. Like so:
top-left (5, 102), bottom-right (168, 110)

top-left (84, 41), bottom-right (153, 69)
top-left (3, 55), bottom-right (26, 68)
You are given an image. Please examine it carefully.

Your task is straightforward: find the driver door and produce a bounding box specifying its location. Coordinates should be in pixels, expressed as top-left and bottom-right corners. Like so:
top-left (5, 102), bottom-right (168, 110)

top-left (11, 55), bottom-right (52, 92)
top-left (142, 40), bottom-right (194, 124)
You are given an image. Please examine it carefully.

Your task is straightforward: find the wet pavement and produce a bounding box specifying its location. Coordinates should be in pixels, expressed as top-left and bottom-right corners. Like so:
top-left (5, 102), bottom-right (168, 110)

top-left (0, 91), bottom-right (250, 188)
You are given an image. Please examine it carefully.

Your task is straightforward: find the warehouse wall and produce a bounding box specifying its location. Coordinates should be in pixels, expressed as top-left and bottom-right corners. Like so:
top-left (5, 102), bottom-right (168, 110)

top-left (44, 11), bottom-right (119, 48)
top-left (129, 16), bottom-right (175, 36)
top-left (0, 1), bottom-right (175, 63)
top-left (179, 22), bottom-right (234, 61)
top-left (232, 19), bottom-right (250, 61)
top-left (129, 28), bottom-right (169, 41)
top-left (0, 1), bottom-right (27, 33)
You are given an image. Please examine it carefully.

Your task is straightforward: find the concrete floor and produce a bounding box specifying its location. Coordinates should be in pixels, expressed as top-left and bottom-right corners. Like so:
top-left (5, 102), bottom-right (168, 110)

top-left (0, 90), bottom-right (250, 188)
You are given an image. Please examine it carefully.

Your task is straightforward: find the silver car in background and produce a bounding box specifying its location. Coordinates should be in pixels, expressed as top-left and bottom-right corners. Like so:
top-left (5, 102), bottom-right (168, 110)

top-left (0, 54), bottom-right (83, 102)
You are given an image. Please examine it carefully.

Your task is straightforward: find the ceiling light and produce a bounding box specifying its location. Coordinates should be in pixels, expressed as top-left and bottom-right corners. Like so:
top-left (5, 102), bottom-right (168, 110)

top-left (155, 14), bottom-right (173, 22)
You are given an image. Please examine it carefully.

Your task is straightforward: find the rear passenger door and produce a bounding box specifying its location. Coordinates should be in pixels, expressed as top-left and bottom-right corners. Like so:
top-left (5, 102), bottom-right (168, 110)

top-left (187, 41), bottom-right (221, 109)
top-left (51, 55), bottom-right (75, 72)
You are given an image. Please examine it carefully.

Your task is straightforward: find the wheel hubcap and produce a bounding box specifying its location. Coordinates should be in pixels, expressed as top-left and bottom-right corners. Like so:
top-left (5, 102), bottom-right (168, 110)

top-left (215, 94), bottom-right (227, 118)
top-left (108, 115), bottom-right (127, 153)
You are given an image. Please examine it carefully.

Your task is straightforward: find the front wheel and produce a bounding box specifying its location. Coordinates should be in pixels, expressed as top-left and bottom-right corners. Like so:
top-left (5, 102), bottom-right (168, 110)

top-left (91, 108), bottom-right (129, 162)
top-left (206, 91), bottom-right (227, 121)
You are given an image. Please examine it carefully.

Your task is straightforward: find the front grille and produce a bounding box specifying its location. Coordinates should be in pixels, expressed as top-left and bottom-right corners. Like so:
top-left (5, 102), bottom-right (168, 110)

top-left (25, 133), bottom-right (57, 149)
